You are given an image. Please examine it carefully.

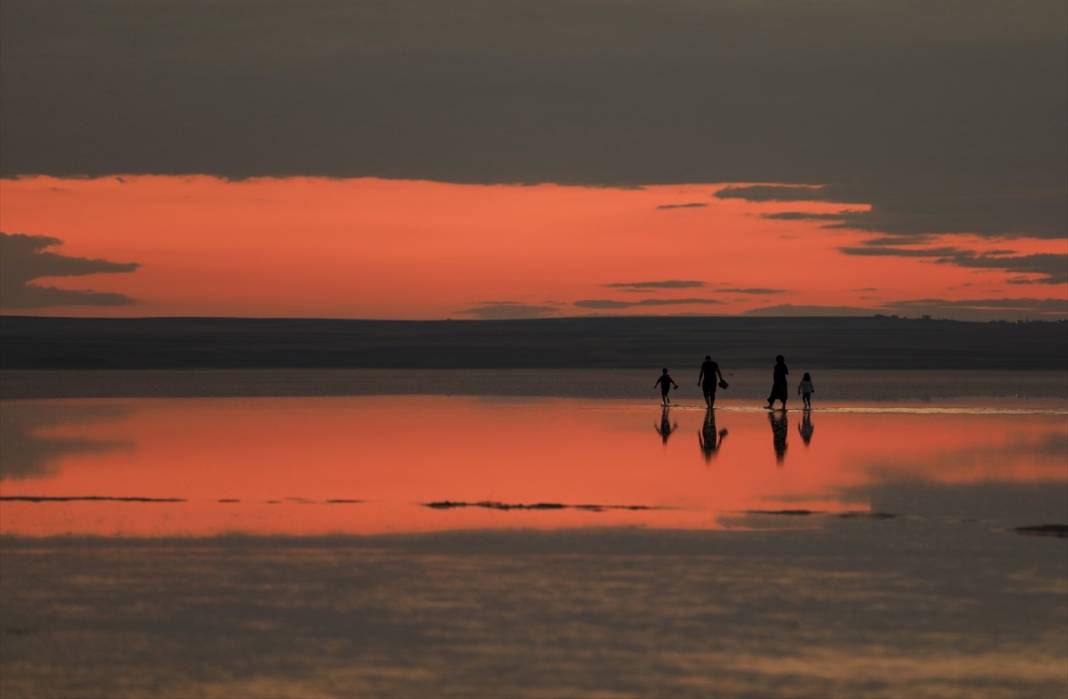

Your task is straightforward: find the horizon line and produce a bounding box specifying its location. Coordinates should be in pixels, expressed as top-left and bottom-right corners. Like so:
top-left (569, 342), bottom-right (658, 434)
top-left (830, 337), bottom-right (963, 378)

top-left (2, 314), bottom-right (1062, 325)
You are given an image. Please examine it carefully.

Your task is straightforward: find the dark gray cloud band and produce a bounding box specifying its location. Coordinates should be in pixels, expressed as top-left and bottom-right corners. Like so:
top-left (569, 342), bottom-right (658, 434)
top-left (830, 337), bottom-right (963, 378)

top-left (603, 280), bottom-right (706, 292)
top-left (2, 0), bottom-right (1063, 245)
top-left (0, 232), bottom-right (140, 308)
top-left (716, 186), bottom-right (838, 203)
top-left (745, 298), bottom-right (1067, 321)
top-left (882, 297), bottom-right (1068, 320)
top-left (457, 301), bottom-right (559, 320)
top-left (720, 288), bottom-right (786, 295)
top-left (743, 304), bottom-right (875, 317)
top-left (574, 298), bottom-right (722, 310)
top-left (656, 202), bottom-right (708, 210)
top-left (725, 180), bottom-right (1065, 241)
top-left (838, 246), bottom-right (1067, 284)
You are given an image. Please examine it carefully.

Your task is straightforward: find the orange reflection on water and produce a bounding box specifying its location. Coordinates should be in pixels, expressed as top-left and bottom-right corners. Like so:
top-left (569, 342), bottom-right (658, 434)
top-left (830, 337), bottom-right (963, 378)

top-left (1, 396), bottom-right (1065, 536)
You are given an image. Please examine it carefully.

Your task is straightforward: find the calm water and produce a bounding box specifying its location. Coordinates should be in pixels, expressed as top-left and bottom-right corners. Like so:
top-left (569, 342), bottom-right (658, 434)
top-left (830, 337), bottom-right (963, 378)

top-left (2, 394), bottom-right (1065, 536)
top-left (2, 379), bottom-right (1066, 698)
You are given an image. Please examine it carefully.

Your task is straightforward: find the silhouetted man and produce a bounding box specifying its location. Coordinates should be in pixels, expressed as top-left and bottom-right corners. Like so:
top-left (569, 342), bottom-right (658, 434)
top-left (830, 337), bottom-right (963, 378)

top-left (697, 355), bottom-right (725, 408)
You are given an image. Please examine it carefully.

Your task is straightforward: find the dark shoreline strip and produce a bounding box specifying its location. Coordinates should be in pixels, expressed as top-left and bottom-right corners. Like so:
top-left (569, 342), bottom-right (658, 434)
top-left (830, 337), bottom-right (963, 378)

top-left (0, 496), bottom-right (186, 503)
top-left (1014, 524), bottom-right (1068, 538)
top-left (742, 509), bottom-right (898, 519)
top-left (424, 500), bottom-right (666, 512)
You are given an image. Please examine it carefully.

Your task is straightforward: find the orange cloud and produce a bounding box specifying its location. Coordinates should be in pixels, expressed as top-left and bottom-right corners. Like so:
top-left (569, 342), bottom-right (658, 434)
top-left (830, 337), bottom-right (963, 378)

top-left (0, 176), bottom-right (1062, 319)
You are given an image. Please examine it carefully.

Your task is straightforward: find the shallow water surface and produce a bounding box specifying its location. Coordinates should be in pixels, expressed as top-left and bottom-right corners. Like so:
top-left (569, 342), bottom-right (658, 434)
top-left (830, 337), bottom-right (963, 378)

top-left (2, 396), bottom-right (1064, 536)
top-left (2, 391), bottom-right (1066, 699)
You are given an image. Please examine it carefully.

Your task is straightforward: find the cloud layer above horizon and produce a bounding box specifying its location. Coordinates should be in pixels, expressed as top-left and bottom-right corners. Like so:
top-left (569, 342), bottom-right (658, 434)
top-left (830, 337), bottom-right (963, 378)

top-left (1, 177), bottom-right (1063, 321)
top-left (0, 232), bottom-right (139, 308)
top-left (0, 2), bottom-right (1064, 321)
top-left (2, 0), bottom-right (1064, 247)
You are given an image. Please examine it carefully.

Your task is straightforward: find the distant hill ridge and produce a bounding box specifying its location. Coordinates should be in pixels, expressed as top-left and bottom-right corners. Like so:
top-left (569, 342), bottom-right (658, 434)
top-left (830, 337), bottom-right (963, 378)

top-left (1, 315), bottom-right (1065, 370)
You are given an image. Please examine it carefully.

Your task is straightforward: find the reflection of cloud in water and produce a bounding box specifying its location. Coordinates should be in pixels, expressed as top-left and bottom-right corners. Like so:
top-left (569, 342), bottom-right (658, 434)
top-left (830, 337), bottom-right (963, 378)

top-left (2, 396), bottom-right (1064, 536)
top-left (843, 481), bottom-right (1068, 522)
top-left (856, 429), bottom-right (1067, 476)
top-left (838, 429), bottom-right (1068, 520)
top-left (0, 402), bottom-right (132, 479)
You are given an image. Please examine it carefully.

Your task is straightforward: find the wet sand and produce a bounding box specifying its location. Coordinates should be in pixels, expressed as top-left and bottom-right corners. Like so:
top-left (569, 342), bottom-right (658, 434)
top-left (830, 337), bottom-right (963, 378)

top-left (2, 526), bottom-right (1066, 699)
top-left (3, 367), bottom-right (1067, 401)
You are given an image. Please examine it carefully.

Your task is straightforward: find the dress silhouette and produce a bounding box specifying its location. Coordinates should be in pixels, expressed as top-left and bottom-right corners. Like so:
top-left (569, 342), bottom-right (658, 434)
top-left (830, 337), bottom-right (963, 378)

top-left (765, 355), bottom-right (789, 410)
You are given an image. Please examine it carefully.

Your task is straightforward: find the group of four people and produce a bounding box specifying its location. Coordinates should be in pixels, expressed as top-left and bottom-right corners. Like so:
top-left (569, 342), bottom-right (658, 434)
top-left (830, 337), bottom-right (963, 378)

top-left (655, 355), bottom-right (815, 409)
top-left (655, 384), bottom-right (815, 462)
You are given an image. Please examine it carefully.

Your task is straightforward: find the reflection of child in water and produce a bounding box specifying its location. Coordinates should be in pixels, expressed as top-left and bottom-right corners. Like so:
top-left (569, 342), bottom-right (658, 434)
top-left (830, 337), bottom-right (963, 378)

top-left (798, 410), bottom-right (814, 446)
top-left (655, 407), bottom-right (678, 445)
top-left (654, 368), bottom-right (680, 405)
top-left (797, 372), bottom-right (815, 409)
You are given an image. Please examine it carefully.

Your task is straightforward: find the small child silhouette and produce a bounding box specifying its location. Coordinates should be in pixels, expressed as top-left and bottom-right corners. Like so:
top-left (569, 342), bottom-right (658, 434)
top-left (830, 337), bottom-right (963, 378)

top-left (797, 372), bottom-right (815, 409)
top-left (654, 368), bottom-right (680, 405)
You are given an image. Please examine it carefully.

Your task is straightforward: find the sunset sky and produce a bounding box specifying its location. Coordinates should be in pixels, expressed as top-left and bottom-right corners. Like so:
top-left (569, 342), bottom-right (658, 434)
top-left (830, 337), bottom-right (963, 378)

top-left (1, 1), bottom-right (1065, 320)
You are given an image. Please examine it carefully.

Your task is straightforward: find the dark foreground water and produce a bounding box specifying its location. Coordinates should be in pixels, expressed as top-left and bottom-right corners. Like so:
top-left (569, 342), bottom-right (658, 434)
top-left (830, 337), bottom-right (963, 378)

top-left (1, 371), bottom-right (1065, 698)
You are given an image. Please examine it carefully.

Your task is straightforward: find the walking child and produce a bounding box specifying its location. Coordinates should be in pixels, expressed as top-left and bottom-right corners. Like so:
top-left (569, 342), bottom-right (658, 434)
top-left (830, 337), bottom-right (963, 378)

top-left (798, 372), bottom-right (815, 409)
top-left (654, 368), bottom-right (680, 406)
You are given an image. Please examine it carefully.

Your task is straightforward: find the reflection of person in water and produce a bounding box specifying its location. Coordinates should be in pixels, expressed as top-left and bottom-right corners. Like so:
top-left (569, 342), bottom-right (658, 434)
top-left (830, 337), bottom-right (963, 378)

top-left (799, 409), bottom-right (814, 446)
top-left (765, 355), bottom-right (789, 410)
top-left (697, 355), bottom-right (725, 408)
top-left (697, 408), bottom-right (728, 462)
top-left (768, 409), bottom-right (788, 463)
top-left (654, 406), bottom-right (678, 445)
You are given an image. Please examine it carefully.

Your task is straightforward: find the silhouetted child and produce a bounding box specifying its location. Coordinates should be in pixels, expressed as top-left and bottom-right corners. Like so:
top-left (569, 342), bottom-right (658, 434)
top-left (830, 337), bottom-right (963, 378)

top-left (654, 368), bottom-right (679, 405)
top-left (798, 372), bottom-right (815, 409)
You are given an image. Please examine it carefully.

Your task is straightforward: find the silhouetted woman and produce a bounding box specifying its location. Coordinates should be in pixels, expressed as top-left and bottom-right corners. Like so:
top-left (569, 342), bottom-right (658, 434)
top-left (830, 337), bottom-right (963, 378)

top-left (765, 355), bottom-right (789, 410)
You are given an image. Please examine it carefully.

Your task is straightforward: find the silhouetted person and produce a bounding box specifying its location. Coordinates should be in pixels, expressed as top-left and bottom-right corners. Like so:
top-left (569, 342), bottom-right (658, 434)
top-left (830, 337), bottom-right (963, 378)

top-left (797, 371), bottom-right (815, 409)
top-left (654, 406), bottom-right (678, 445)
top-left (697, 408), bottom-right (728, 462)
top-left (697, 355), bottom-right (726, 408)
top-left (654, 368), bottom-right (679, 406)
top-left (765, 355), bottom-right (789, 410)
top-left (798, 409), bottom-right (814, 446)
top-left (768, 409), bottom-right (788, 464)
